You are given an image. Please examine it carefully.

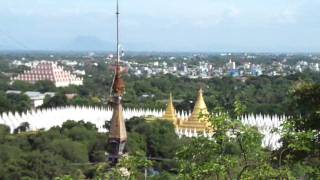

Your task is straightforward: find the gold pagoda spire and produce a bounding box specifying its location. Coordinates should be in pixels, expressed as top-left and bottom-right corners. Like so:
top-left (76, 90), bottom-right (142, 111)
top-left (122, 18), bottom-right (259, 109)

top-left (175, 88), bottom-right (211, 132)
top-left (189, 88), bottom-right (209, 122)
top-left (163, 93), bottom-right (177, 123)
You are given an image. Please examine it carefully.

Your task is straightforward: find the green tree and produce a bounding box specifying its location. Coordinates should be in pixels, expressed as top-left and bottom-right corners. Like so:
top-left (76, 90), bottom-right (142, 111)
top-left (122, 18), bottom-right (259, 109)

top-left (48, 139), bottom-right (88, 163)
top-left (11, 94), bottom-right (32, 112)
top-left (42, 93), bottom-right (68, 108)
top-left (11, 80), bottom-right (33, 91)
top-left (34, 80), bottom-right (56, 93)
top-left (0, 124), bottom-right (10, 143)
top-left (126, 117), bottom-right (180, 159)
top-left (177, 101), bottom-right (284, 179)
top-left (278, 83), bottom-right (320, 178)
top-left (14, 122), bottom-right (30, 134)
top-left (0, 92), bottom-right (11, 113)
top-left (100, 154), bottom-right (152, 179)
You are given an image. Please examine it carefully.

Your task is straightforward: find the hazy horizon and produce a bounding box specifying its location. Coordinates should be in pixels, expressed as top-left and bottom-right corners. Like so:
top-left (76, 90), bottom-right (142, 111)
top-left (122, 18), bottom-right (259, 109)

top-left (1, 0), bottom-right (320, 52)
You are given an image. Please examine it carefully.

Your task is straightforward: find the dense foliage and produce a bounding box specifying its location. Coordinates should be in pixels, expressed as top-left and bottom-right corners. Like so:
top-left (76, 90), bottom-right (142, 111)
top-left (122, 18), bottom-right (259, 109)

top-left (0, 120), bottom-right (107, 179)
top-left (0, 118), bottom-right (183, 179)
top-left (0, 92), bottom-right (31, 113)
top-left (278, 83), bottom-right (320, 177)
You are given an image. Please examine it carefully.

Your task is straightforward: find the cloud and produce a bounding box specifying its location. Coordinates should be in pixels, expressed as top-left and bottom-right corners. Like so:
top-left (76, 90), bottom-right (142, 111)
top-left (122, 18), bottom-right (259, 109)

top-left (271, 3), bottom-right (300, 25)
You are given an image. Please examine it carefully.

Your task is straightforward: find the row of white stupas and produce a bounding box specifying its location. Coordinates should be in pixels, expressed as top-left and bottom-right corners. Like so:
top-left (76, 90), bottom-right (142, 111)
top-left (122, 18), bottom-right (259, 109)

top-left (0, 106), bottom-right (287, 150)
top-left (241, 114), bottom-right (286, 150)
top-left (11, 61), bottom-right (83, 87)
top-left (0, 106), bottom-right (163, 133)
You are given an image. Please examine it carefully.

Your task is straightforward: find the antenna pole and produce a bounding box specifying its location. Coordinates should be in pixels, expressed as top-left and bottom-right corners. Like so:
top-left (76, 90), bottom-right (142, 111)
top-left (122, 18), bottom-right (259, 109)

top-left (116, 0), bottom-right (120, 65)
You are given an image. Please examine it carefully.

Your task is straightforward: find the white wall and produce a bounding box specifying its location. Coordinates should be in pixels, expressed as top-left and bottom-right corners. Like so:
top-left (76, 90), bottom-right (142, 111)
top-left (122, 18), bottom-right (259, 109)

top-left (0, 107), bottom-right (286, 150)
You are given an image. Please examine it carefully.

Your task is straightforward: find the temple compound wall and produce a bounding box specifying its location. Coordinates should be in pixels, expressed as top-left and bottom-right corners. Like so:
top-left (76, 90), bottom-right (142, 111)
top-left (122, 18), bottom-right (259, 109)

top-left (0, 105), bottom-right (286, 150)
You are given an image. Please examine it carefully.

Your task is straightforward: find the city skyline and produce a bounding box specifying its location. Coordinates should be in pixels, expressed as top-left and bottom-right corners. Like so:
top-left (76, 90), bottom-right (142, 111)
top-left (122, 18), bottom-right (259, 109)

top-left (1, 0), bottom-right (320, 52)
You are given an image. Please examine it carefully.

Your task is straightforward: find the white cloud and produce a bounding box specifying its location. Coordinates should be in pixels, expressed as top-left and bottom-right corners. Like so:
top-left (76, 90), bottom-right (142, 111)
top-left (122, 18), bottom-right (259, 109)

top-left (272, 4), bottom-right (300, 25)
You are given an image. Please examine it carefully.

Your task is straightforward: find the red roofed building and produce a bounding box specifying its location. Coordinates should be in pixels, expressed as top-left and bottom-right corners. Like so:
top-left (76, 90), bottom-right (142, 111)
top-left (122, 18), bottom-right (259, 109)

top-left (11, 61), bottom-right (83, 87)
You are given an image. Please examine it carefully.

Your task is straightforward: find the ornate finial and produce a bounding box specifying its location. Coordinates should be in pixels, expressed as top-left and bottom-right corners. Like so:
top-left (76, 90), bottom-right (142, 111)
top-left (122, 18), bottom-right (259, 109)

top-left (199, 88), bottom-right (203, 96)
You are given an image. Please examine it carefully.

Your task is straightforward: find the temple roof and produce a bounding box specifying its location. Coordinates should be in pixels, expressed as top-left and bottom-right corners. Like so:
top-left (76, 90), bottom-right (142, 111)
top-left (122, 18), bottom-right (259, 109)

top-left (109, 97), bottom-right (127, 141)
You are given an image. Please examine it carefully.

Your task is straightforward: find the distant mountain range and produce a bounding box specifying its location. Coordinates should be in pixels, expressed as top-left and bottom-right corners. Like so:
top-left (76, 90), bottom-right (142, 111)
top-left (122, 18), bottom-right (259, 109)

top-left (0, 35), bottom-right (115, 52)
top-left (1, 35), bottom-right (319, 53)
top-left (62, 36), bottom-right (114, 51)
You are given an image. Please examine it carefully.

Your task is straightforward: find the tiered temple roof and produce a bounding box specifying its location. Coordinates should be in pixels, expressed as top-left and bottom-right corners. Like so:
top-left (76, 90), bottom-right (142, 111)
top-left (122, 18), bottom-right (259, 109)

top-left (109, 65), bottom-right (127, 142)
top-left (163, 88), bottom-right (212, 132)
top-left (108, 57), bottom-right (128, 166)
top-left (12, 61), bottom-right (83, 87)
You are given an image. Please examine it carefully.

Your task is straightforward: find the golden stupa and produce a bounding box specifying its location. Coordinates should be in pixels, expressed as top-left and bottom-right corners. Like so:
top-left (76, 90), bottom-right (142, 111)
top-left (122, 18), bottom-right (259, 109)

top-left (163, 88), bottom-right (212, 132)
top-left (162, 93), bottom-right (177, 124)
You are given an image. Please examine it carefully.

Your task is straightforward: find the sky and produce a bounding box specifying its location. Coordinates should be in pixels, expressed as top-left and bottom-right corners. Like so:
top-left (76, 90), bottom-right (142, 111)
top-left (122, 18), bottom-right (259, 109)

top-left (0, 0), bottom-right (320, 52)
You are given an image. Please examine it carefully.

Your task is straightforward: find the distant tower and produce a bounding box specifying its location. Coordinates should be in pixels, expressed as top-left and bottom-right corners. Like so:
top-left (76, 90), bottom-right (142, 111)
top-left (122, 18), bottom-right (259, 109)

top-left (108, 0), bottom-right (127, 166)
